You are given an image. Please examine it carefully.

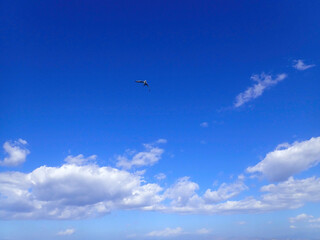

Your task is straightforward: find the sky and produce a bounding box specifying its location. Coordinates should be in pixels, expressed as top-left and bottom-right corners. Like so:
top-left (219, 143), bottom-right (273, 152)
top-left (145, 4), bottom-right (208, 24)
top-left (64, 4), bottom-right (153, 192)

top-left (1, 0), bottom-right (320, 239)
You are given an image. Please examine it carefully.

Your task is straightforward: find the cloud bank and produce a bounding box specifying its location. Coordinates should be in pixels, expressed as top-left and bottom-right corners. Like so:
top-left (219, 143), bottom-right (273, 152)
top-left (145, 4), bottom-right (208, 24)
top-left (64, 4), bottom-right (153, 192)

top-left (1, 136), bottom-right (320, 219)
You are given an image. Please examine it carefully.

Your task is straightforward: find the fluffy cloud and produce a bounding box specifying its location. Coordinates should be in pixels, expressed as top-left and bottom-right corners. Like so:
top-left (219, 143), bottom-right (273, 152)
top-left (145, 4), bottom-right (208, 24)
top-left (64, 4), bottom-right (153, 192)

top-left (164, 177), bottom-right (202, 208)
top-left (234, 73), bottom-right (287, 108)
top-left (247, 137), bottom-right (320, 181)
top-left (0, 163), bottom-right (163, 219)
top-left (57, 228), bottom-right (75, 236)
top-left (0, 139), bottom-right (30, 166)
top-left (157, 176), bottom-right (320, 215)
top-left (146, 227), bottom-right (184, 237)
top-left (116, 141), bottom-right (165, 169)
top-left (293, 59), bottom-right (315, 71)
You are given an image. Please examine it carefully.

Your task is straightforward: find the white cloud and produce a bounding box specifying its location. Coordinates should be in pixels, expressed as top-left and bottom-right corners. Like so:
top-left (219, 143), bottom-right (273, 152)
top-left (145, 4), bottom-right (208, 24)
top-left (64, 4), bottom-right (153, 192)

top-left (234, 73), bottom-right (287, 108)
top-left (247, 137), bottom-right (320, 181)
top-left (289, 213), bottom-right (313, 223)
top-left (155, 173), bottom-right (166, 180)
top-left (288, 213), bottom-right (320, 230)
top-left (0, 163), bottom-right (163, 219)
top-left (64, 154), bottom-right (97, 165)
top-left (293, 59), bottom-right (315, 71)
top-left (157, 176), bottom-right (320, 215)
top-left (200, 122), bottom-right (209, 128)
top-left (164, 177), bottom-right (201, 208)
top-left (57, 228), bottom-right (75, 236)
top-left (116, 142), bottom-right (164, 169)
top-left (0, 139), bottom-right (30, 167)
top-left (289, 225), bottom-right (296, 229)
top-left (156, 139), bottom-right (167, 144)
top-left (146, 227), bottom-right (183, 237)
top-left (204, 181), bottom-right (248, 203)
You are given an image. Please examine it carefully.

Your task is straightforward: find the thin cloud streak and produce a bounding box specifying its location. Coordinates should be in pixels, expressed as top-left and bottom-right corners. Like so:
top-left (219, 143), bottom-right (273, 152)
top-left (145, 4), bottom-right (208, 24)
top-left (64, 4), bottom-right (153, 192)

top-left (293, 59), bottom-right (315, 71)
top-left (234, 73), bottom-right (287, 108)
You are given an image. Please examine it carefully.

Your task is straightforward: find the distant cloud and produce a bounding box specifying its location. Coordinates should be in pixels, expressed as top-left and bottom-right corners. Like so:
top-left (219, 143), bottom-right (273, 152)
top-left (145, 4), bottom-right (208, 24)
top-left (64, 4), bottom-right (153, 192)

top-left (156, 139), bottom-right (167, 144)
top-left (234, 73), bottom-right (287, 108)
top-left (289, 213), bottom-right (320, 229)
top-left (146, 227), bottom-right (183, 237)
top-left (289, 213), bottom-right (313, 223)
top-left (293, 59), bottom-right (315, 71)
top-left (64, 154), bottom-right (97, 165)
top-left (154, 173), bottom-right (166, 180)
top-left (204, 181), bottom-right (248, 203)
top-left (200, 122), bottom-right (209, 128)
top-left (0, 139), bottom-right (30, 167)
top-left (247, 136), bottom-right (320, 181)
top-left (116, 142), bottom-right (164, 170)
top-left (57, 228), bottom-right (75, 236)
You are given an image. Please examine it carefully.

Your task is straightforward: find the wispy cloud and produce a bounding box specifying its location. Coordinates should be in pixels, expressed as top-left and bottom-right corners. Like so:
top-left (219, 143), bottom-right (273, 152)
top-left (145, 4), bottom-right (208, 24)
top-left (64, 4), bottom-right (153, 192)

top-left (0, 139), bottom-right (30, 167)
top-left (116, 140), bottom-right (165, 169)
top-left (57, 228), bottom-right (75, 236)
top-left (293, 59), bottom-right (315, 71)
top-left (234, 73), bottom-right (287, 108)
top-left (154, 173), bottom-right (166, 180)
top-left (247, 136), bottom-right (320, 181)
top-left (146, 227), bottom-right (184, 237)
top-left (64, 154), bottom-right (97, 165)
top-left (200, 122), bottom-right (209, 128)
top-left (204, 181), bottom-right (248, 203)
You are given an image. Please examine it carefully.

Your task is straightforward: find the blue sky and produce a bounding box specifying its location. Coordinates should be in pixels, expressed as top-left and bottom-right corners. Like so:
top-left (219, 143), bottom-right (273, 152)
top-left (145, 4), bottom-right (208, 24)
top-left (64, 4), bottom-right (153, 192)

top-left (1, 0), bottom-right (320, 239)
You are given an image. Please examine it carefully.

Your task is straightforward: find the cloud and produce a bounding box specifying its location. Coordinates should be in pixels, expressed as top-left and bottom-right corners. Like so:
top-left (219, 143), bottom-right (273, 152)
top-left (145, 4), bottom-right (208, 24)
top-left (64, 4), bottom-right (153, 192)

top-left (293, 60), bottom-right (315, 71)
top-left (203, 181), bottom-right (248, 203)
top-left (0, 163), bottom-right (163, 219)
top-left (247, 136), bottom-right (320, 181)
top-left (164, 177), bottom-right (201, 208)
top-left (156, 139), bottom-right (167, 144)
top-left (155, 173), bottom-right (166, 180)
top-left (116, 141), bottom-right (165, 169)
top-left (288, 213), bottom-right (320, 229)
top-left (146, 227), bottom-right (183, 237)
top-left (0, 139), bottom-right (30, 167)
top-left (64, 154), bottom-right (97, 165)
top-left (200, 122), bottom-right (209, 128)
top-left (2, 136), bottom-right (320, 219)
top-left (289, 213), bottom-right (313, 223)
top-left (234, 73), bottom-right (287, 108)
top-left (57, 228), bottom-right (75, 236)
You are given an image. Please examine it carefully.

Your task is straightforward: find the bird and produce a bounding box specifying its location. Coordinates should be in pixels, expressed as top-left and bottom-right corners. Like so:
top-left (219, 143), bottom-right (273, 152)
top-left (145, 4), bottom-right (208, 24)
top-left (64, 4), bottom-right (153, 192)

top-left (135, 80), bottom-right (150, 91)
